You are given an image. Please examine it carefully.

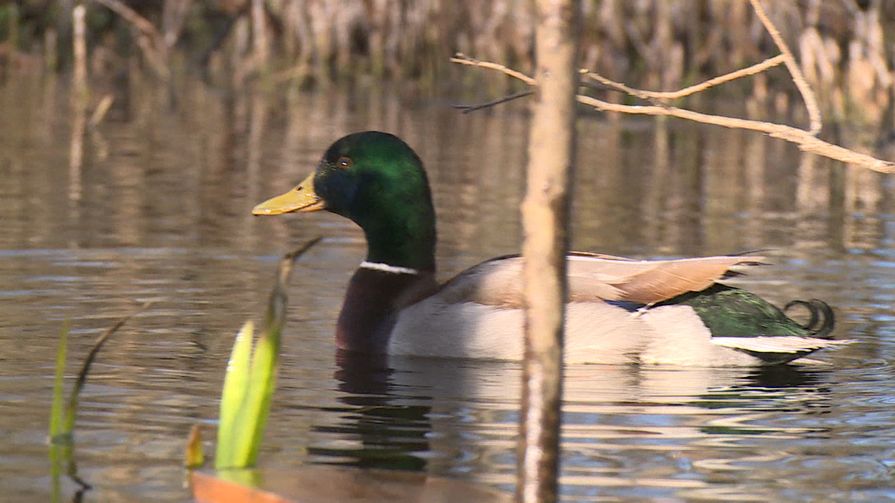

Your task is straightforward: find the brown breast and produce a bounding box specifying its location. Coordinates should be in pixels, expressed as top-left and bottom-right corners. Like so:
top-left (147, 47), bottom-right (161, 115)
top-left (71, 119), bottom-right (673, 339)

top-left (336, 267), bottom-right (438, 353)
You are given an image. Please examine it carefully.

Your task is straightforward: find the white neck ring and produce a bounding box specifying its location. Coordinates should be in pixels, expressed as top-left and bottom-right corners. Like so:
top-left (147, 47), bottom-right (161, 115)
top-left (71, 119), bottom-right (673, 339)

top-left (360, 261), bottom-right (421, 275)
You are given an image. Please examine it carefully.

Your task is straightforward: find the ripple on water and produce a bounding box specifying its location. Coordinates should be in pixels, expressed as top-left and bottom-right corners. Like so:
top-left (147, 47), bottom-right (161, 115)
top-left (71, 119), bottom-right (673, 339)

top-left (2, 83), bottom-right (895, 502)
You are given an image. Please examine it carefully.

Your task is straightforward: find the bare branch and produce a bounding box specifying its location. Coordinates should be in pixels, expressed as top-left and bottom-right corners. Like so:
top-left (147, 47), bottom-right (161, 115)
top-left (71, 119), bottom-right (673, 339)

top-left (750, 0), bottom-right (823, 135)
top-left (450, 57), bottom-right (895, 174)
top-left (575, 94), bottom-right (895, 174)
top-left (451, 0), bottom-right (895, 176)
top-left (451, 53), bottom-right (536, 85)
top-left (580, 54), bottom-right (786, 101)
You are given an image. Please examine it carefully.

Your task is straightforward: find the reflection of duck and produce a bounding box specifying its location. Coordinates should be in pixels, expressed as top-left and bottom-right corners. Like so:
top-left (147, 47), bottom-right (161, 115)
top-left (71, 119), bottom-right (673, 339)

top-left (321, 356), bottom-right (834, 484)
top-left (254, 131), bottom-right (850, 365)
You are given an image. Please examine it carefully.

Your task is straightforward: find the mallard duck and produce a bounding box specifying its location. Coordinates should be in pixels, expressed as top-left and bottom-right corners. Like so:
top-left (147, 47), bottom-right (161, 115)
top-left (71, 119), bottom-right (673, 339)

top-left (253, 131), bottom-right (849, 366)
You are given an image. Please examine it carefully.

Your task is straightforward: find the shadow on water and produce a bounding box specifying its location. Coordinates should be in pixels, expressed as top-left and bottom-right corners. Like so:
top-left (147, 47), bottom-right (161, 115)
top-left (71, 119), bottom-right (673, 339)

top-left (745, 363), bottom-right (831, 389)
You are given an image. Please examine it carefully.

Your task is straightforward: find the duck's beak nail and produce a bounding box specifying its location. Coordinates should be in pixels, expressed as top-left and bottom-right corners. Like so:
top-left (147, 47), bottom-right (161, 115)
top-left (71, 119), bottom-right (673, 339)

top-left (252, 172), bottom-right (325, 215)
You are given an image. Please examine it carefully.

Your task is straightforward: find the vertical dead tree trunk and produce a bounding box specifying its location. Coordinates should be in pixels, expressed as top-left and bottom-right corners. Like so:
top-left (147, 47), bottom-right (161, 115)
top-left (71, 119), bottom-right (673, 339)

top-left (517, 0), bottom-right (579, 502)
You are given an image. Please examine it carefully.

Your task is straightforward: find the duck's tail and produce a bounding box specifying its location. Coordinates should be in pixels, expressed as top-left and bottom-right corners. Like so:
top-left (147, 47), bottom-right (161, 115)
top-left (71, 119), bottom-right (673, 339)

top-left (784, 299), bottom-right (835, 339)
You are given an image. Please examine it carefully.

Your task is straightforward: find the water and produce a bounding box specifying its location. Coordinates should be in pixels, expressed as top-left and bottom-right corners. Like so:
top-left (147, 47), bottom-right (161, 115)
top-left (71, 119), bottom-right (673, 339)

top-left (1, 75), bottom-right (894, 501)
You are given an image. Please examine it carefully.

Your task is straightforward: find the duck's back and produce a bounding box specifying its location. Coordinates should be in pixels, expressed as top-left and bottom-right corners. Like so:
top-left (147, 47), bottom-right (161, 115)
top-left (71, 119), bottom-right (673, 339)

top-left (387, 254), bottom-right (844, 365)
top-left (388, 253), bottom-right (748, 363)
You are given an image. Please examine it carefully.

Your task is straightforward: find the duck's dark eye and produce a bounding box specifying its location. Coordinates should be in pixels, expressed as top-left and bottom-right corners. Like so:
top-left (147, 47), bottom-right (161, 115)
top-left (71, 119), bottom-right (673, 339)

top-left (336, 156), bottom-right (353, 169)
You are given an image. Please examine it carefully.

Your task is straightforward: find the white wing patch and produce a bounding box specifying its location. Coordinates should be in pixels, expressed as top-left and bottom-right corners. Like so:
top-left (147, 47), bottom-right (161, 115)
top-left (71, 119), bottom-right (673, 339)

top-left (389, 300), bottom-right (648, 364)
top-left (638, 306), bottom-right (758, 366)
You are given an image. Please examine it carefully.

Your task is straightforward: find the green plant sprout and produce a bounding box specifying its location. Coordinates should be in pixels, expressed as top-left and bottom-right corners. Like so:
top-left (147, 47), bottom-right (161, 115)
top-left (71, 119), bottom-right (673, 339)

top-left (49, 303), bottom-right (152, 500)
top-left (212, 238), bottom-right (321, 470)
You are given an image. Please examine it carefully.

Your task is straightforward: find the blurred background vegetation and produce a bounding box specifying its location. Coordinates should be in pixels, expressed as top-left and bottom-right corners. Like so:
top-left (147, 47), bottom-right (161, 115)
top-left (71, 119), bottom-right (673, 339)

top-left (0, 0), bottom-right (894, 128)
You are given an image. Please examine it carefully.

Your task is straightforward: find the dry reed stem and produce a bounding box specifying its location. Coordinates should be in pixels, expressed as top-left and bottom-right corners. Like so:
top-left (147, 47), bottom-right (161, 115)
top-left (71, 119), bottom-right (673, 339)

top-left (251, 0), bottom-right (270, 68)
top-left (88, 94), bottom-right (115, 128)
top-left (71, 4), bottom-right (87, 104)
top-left (269, 60), bottom-right (313, 83)
top-left (91, 0), bottom-right (169, 78)
top-left (92, 0), bottom-right (161, 41)
top-left (70, 4), bottom-right (88, 184)
top-left (581, 54), bottom-right (785, 101)
top-left (749, 0), bottom-right (822, 135)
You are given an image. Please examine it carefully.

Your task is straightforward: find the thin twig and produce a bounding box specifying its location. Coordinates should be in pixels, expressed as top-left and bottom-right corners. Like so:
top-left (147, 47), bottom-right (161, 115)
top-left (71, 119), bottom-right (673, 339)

top-left (581, 54), bottom-right (786, 101)
top-left (452, 90), bottom-right (535, 113)
top-left (450, 55), bottom-right (895, 174)
top-left (750, 0), bottom-right (823, 135)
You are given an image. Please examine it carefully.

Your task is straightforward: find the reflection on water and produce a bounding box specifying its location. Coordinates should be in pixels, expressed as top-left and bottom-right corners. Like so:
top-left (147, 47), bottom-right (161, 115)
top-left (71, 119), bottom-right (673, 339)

top-left (1, 75), bottom-right (894, 501)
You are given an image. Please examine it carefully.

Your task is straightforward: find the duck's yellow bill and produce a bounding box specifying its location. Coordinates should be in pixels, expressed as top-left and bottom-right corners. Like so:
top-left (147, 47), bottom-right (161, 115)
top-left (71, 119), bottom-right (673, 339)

top-left (252, 173), bottom-right (325, 215)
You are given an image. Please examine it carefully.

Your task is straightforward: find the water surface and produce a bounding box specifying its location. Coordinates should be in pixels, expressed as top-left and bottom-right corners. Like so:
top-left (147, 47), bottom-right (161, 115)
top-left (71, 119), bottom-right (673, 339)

top-left (1, 75), bottom-right (893, 501)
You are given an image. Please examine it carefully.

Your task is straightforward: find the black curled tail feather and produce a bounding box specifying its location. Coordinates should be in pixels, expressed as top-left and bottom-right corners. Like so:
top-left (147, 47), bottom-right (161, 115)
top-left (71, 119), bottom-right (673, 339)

top-left (808, 299), bottom-right (836, 338)
top-left (784, 300), bottom-right (818, 330)
top-left (784, 299), bottom-right (835, 339)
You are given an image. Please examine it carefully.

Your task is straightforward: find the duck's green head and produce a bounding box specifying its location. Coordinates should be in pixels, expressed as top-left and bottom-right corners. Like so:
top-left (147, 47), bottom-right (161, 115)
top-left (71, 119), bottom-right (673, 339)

top-left (253, 131), bottom-right (437, 272)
